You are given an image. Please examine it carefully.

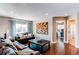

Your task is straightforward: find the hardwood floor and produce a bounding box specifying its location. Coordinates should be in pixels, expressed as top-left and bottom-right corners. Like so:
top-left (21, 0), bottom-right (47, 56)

top-left (42, 43), bottom-right (78, 55)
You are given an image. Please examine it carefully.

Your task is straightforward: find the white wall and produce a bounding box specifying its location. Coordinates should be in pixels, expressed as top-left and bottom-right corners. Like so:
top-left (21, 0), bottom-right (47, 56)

top-left (0, 17), bottom-right (11, 38)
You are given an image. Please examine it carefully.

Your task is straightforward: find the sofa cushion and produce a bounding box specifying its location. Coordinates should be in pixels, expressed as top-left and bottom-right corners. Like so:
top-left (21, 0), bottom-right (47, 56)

top-left (13, 41), bottom-right (27, 50)
top-left (22, 47), bottom-right (40, 55)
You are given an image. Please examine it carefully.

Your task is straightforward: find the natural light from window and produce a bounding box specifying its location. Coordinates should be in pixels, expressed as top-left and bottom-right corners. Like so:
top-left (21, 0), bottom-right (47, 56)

top-left (16, 23), bottom-right (28, 34)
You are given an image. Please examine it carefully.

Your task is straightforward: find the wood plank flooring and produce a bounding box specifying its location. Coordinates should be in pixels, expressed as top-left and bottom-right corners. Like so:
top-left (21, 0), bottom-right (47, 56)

top-left (42, 43), bottom-right (79, 55)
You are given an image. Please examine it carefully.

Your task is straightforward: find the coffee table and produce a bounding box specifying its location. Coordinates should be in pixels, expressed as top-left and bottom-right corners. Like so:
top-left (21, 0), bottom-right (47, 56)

top-left (28, 39), bottom-right (50, 53)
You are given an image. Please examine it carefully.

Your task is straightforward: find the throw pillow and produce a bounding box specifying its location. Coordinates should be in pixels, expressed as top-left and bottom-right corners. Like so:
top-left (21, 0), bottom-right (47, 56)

top-left (27, 33), bottom-right (33, 38)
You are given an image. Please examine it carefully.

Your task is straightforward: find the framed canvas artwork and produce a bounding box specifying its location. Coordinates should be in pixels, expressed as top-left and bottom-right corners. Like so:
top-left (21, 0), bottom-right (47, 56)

top-left (36, 22), bottom-right (48, 35)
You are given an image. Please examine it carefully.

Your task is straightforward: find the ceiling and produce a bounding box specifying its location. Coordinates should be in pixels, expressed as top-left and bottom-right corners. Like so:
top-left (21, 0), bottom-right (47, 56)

top-left (0, 3), bottom-right (79, 21)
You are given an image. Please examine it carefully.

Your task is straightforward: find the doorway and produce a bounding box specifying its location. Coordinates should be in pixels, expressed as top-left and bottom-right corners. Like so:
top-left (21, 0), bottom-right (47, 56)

top-left (53, 16), bottom-right (68, 44)
top-left (56, 20), bottom-right (65, 49)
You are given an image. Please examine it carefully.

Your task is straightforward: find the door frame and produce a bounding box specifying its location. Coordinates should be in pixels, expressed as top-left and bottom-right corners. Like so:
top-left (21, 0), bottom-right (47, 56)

top-left (52, 16), bottom-right (68, 43)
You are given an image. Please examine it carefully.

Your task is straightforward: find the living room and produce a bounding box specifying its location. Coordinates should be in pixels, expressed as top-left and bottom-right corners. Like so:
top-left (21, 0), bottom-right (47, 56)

top-left (0, 3), bottom-right (79, 55)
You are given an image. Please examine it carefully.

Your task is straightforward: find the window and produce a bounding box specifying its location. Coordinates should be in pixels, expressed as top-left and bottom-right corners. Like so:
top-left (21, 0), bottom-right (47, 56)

top-left (16, 23), bottom-right (28, 34)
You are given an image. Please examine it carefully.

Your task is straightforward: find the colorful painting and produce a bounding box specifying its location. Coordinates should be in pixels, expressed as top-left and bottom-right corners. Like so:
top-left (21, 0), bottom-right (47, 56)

top-left (36, 22), bottom-right (48, 35)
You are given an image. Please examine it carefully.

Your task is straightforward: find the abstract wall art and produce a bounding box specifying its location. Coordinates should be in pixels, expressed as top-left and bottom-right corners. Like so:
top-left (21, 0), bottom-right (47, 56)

top-left (36, 22), bottom-right (48, 35)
